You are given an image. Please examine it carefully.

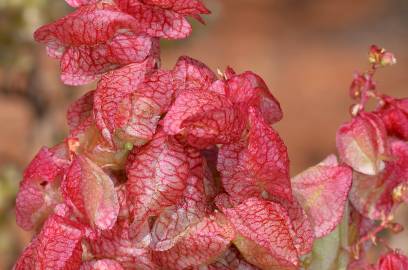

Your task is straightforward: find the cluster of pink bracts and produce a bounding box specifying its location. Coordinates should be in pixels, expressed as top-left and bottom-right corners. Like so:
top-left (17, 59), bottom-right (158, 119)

top-left (13, 1), bottom-right (408, 270)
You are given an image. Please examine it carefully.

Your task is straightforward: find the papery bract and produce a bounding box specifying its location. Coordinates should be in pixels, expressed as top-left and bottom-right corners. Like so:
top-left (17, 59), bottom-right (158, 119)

top-left (306, 203), bottom-right (350, 270)
top-left (376, 96), bottom-right (408, 141)
top-left (87, 219), bottom-right (157, 269)
top-left (67, 90), bottom-right (95, 138)
top-left (114, 69), bottom-right (173, 146)
top-left (115, 0), bottom-right (210, 39)
top-left (292, 155), bottom-right (352, 238)
top-left (223, 197), bottom-right (312, 269)
top-left (377, 251), bottom-right (408, 270)
top-left (16, 145), bottom-right (69, 230)
top-left (336, 112), bottom-right (389, 175)
top-left (34, 2), bottom-right (155, 85)
top-left (225, 69), bottom-right (283, 124)
top-left (14, 214), bottom-right (83, 270)
top-left (164, 89), bottom-right (244, 148)
top-left (150, 148), bottom-right (209, 251)
top-left (217, 107), bottom-right (292, 203)
top-left (202, 246), bottom-right (259, 270)
top-left (62, 154), bottom-right (119, 230)
top-left (65, 0), bottom-right (98, 7)
top-left (172, 56), bottom-right (216, 95)
top-left (126, 131), bottom-right (190, 237)
top-left (80, 259), bottom-right (124, 270)
top-left (349, 139), bottom-right (408, 219)
top-left (94, 61), bottom-right (149, 146)
top-left (154, 214), bottom-right (235, 270)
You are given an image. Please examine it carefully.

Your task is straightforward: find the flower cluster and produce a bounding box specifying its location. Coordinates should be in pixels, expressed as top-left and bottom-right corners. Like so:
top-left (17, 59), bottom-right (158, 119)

top-left (14, 1), bottom-right (408, 270)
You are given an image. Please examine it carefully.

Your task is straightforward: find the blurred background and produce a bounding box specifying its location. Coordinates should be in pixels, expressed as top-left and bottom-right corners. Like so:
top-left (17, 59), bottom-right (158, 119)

top-left (0, 0), bottom-right (407, 268)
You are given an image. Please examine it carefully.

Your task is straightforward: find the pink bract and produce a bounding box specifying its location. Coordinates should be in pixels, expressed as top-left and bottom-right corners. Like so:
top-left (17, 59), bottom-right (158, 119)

top-left (292, 154), bottom-right (352, 238)
top-left (34, 2), bottom-right (157, 85)
top-left (15, 0), bottom-right (408, 268)
top-left (336, 112), bottom-right (389, 175)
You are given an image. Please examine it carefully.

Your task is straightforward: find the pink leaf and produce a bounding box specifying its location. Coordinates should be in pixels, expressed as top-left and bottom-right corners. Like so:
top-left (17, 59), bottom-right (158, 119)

top-left (115, 0), bottom-right (209, 39)
top-left (67, 90), bottom-right (95, 138)
top-left (336, 112), bottom-right (389, 175)
top-left (172, 56), bottom-right (216, 95)
top-left (126, 131), bottom-right (190, 236)
top-left (350, 139), bottom-right (408, 220)
top-left (150, 148), bottom-right (209, 251)
top-left (280, 199), bottom-right (314, 255)
top-left (87, 219), bottom-right (157, 269)
top-left (223, 197), bottom-right (303, 269)
top-left (292, 155), bottom-right (352, 237)
top-left (154, 214), bottom-right (235, 270)
top-left (226, 70), bottom-right (283, 125)
top-left (114, 69), bottom-right (173, 146)
top-left (94, 61), bottom-right (149, 146)
top-left (62, 155), bottom-right (119, 230)
top-left (14, 214), bottom-right (83, 270)
top-left (80, 259), bottom-right (124, 270)
top-left (217, 107), bottom-right (292, 203)
top-left (202, 246), bottom-right (259, 270)
top-left (34, 2), bottom-right (154, 85)
top-left (16, 146), bottom-right (69, 230)
top-left (164, 89), bottom-right (244, 148)
top-left (376, 96), bottom-right (408, 141)
top-left (65, 0), bottom-right (98, 7)
top-left (60, 32), bottom-right (153, 85)
top-left (377, 251), bottom-right (408, 270)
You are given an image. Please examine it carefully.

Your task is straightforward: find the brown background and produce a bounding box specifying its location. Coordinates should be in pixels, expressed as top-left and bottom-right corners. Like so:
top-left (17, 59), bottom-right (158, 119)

top-left (0, 0), bottom-right (407, 268)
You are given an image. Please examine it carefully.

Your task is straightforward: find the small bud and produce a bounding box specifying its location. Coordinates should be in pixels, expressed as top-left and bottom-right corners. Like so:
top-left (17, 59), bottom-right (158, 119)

top-left (392, 183), bottom-right (408, 203)
top-left (349, 73), bottom-right (375, 100)
top-left (381, 52), bottom-right (397, 67)
top-left (124, 142), bottom-right (134, 151)
top-left (387, 222), bottom-right (404, 234)
top-left (368, 45), bottom-right (397, 67)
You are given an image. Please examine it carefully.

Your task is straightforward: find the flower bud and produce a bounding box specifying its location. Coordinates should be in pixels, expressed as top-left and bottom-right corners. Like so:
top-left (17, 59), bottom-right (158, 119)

top-left (368, 45), bottom-right (397, 67)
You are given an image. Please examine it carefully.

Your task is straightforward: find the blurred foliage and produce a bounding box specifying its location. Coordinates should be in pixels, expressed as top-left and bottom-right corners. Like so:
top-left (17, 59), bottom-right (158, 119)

top-left (0, 0), bottom-right (69, 68)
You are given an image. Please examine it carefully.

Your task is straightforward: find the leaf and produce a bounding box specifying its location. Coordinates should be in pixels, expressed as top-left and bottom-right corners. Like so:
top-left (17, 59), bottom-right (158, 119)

top-left (62, 155), bottom-right (119, 230)
top-left (115, 0), bottom-right (209, 39)
top-left (114, 69), bottom-right (173, 146)
top-left (376, 96), bottom-right (408, 141)
top-left (87, 219), bottom-right (157, 269)
top-left (349, 140), bottom-right (408, 219)
top-left (94, 61), bottom-right (149, 146)
top-left (217, 107), bottom-right (292, 203)
top-left (377, 251), bottom-right (408, 270)
top-left (14, 214), bottom-right (83, 270)
top-left (292, 155), bottom-right (352, 237)
top-left (226, 70), bottom-right (283, 125)
top-left (34, 2), bottom-right (154, 85)
top-left (15, 146), bottom-right (69, 230)
top-left (60, 32), bottom-right (153, 85)
top-left (150, 148), bottom-right (208, 251)
top-left (126, 131), bottom-right (190, 236)
top-left (336, 112), bottom-right (389, 175)
top-left (67, 90), bottom-right (95, 138)
top-left (80, 259), bottom-right (124, 270)
top-left (164, 89), bottom-right (244, 148)
top-left (307, 203), bottom-right (350, 270)
top-left (65, 0), bottom-right (98, 7)
top-left (202, 246), bottom-right (259, 270)
top-left (224, 197), bottom-right (309, 269)
top-left (154, 214), bottom-right (235, 270)
top-left (172, 56), bottom-right (216, 95)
